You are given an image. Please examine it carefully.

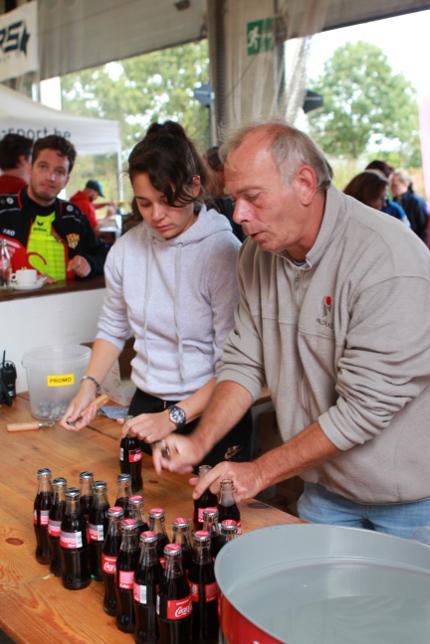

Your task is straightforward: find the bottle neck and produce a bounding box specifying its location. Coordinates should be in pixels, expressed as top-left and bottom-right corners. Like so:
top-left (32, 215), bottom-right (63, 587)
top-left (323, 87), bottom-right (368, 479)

top-left (164, 554), bottom-right (183, 578)
top-left (107, 516), bottom-right (121, 537)
top-left (80, 481), bottom-right (93, 497)
top-left (93, 489), bottom-right (108, 508)
top-left (150, 516), bottom-right (167, 535)
top-left (203, 515), bottom-right (219, 535)
top-left (65, 497), bottom-right (79, 516)
top-left (194, 540), bottom-right (211, 564)
top-left (129, 504), bottom-right (145, 523)
top-left (38, 478), bottom-right (52, 495)
top-left (117, 483), bottom-right (131, 499)
top-left (53, 487), bottom-right (65, 505)
top-left (120, 530), bottom-right (138, 552)
top-left (140, 540), bottom-right (158, 568)
top-left (172, 526), bottom-right (190, 546)
top-left (219, 484), bottom-right (235, 507)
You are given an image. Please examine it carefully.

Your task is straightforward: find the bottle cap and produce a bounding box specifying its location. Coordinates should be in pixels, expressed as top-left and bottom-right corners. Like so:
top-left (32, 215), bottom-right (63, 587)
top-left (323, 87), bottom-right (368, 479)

top-left (117, 473), bottom-right (132, 482)
top-left (221, 519), bottom-right (238, 533)
top-left (79, 471), bottom-right (94, 481)
top-left (129, 495), bottom-right (144, 506)
top-left (140, 530), bottom-right (158, 543)
top-left (149, 508), bottom-right (165, 518)
top-left (173, 517), bottom-right (189, 527)
top-left (37, 467), bottom-right (52, 478)
top-left (92, 480), bottom-right (107, 491)
top-left (52, 477), bottom-right (67, 488)
top-left (198, 464), bottom-right (212, 476)
top-left (164, 543), bottom-right (181, 556)
top-left (202, 507), bottom-right (218, 518)
top-left (121, 518), bottom-right (138, 531)
top-left (194, 530), bottom-right (210, 543)
top-left (108, 506), bottom-right (124, 518)
top-left (65, 487), bottom-right (80, 499)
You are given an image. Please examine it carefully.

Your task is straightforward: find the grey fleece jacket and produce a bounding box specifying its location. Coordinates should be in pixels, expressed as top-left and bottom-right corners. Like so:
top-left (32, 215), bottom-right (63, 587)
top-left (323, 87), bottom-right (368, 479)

top-left (97, 206), bottom-right (240, 399)
top-left (219, 186), bottom-right (430, 503)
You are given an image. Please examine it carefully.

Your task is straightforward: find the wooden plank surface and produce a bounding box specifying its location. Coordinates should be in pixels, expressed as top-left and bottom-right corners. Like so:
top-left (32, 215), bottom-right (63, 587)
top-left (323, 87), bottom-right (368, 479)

top-left (0, 396), bottom-right (300, 644)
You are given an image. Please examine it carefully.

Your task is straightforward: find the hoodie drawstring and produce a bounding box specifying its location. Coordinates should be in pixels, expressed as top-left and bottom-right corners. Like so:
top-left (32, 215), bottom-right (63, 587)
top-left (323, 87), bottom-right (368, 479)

top-left (174, 243), bottom-right (185, 382)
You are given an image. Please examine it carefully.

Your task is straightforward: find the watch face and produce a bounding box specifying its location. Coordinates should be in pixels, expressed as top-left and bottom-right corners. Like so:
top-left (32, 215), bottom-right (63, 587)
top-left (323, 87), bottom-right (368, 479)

top-left (170, 405), bottom-right (186, 426)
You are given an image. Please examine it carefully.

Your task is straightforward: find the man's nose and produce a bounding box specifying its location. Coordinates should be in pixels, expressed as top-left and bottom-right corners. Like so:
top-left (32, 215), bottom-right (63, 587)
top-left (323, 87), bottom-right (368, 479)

top-left (233, 200), bottom-right (249, 224)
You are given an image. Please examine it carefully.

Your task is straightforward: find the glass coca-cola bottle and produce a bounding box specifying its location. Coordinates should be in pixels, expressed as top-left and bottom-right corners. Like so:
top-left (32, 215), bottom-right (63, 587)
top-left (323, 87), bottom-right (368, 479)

top-left (134, 530), bottom-right (163, 643)
top-left (157, 543), bottom-right (192, 643)
top-left (202, 507), bottom-right (221, 559)
top-left (149, 508), bottom-right (170, 565)
top-left (89, 480), bottom-right (109, 581)
top-left (217, 479), bottom-right (241, 533)
top-left (116, 518), bottom-right (139, 633)
top-left (188, 530), bottom-right (219, 642)
top-left (48, 476), bottom-right (67, 576)
top-left (120, 433), bottom-right (143, 492)
top-left (218, 519), bottom-right (239, 552)
top-left (102, 506), bottom-right (124, 616)
top-left (171, 517), bottom-right (192, 575)
top-left (79, 471), bottom-right (94, 541)
top-left (193, 465), bottom-right (218, 531)
top-left (128, 495), bottom-right (149, 536)
top-left (0, 238), bottom-right (11, 288)
top-left (34, 467), bottom-right (53, 564)
top-left (115, 473), bottom-right (132, 517)
top-left (60, 487), bottom-right (90, 589)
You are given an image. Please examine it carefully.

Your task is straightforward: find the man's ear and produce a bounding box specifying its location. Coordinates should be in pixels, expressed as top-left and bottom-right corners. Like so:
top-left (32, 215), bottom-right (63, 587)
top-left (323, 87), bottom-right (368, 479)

top-left (292, 165), bottom-right (318, 206)
top-left (191, 174), bottom-right (201, 197)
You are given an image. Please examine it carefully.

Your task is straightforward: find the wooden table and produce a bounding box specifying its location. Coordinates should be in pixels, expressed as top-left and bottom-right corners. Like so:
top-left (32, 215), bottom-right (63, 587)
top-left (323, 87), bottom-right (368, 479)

top-left (0, 396), bottom-right (300, 643)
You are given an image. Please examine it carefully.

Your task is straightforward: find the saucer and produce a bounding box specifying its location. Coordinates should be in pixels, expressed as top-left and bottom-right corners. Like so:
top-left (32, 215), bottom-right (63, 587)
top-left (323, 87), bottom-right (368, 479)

top-left (11, 278), bottom-right (46, 291)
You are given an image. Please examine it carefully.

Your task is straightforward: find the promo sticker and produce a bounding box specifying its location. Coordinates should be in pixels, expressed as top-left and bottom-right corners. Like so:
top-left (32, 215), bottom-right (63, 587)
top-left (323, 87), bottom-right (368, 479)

top-left (47, 373), bottom-right (75, 387)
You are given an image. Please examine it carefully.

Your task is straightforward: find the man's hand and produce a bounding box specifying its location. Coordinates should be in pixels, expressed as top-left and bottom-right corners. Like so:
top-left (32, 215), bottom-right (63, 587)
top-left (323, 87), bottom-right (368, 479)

top-left (189, 460), bottom-right (265, 502)
top-left (120, 410), bottom-right (173, 443)
top-left (152, 433), bottom-right (205, 475)
top-left (67, 255), bottom-right (91, 278)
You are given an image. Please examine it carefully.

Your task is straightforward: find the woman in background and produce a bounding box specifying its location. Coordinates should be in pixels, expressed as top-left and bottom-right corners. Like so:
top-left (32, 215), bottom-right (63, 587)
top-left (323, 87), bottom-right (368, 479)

top-left (344, 170), bottom-right (409, 227)
top-left (61, 121), bottom-right (251, 465)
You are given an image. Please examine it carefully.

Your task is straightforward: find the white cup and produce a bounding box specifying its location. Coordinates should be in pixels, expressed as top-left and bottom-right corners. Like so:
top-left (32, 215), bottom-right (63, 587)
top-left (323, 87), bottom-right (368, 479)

top-left (10, 268), bottom-right (38, 286)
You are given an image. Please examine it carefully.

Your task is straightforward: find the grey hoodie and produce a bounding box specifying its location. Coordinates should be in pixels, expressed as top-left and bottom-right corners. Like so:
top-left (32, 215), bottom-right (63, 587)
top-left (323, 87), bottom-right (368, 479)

top-left (97, 205), bottom-right (241, 399)
top-left (219, 186), bottom-right (430, 504)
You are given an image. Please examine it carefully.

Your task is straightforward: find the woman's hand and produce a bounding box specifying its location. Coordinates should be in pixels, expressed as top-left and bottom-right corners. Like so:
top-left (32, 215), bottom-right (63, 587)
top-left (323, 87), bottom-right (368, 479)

top-left (120, 410), bottom-right (173, 444)
top-left (60, 386), bottom-right (97, 432)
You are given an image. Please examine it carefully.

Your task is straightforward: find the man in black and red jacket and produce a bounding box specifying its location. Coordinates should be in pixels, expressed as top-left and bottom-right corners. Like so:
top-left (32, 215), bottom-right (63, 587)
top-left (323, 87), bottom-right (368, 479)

top-left (0, 135), bottom-right (107, 281)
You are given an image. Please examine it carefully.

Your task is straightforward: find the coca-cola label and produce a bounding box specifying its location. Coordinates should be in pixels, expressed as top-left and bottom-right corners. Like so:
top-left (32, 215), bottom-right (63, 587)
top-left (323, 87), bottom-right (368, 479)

top-left (119, 569), bottom-right (134, 590)
top-left (34, 509), bottom-right (49, 526)
top-left (190, 581), bottom-right (219, 603)
top-left (102, 554), bottom-right (117, 575)
top-left (133, 582), bottom-right (147, 604)
top-left (165, 595), bottom-right (193, 620)
top-left (128, 448), bottom-right (142, 463)
top-left (60, 530), bottom-right (83, 549)
top-left (48, 519), bottom-right (61, 536)
top-left (89, 523), bottom-right (104, 541)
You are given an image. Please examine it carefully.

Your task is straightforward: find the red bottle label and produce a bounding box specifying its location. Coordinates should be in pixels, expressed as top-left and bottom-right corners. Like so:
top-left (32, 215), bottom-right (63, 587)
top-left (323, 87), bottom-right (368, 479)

top-left (197, 508), bottom-right (206, 523)
top-left (190, 581), bottom-right (219, 603)
top-left (119, 569), bottom-right (134, 589)
top-left (60, 531), bottom-right (83, 549)
top-left (129, 448), bottom-right (142, 463)
top-left (89, 524), bottom-right (104, 541)
top-left (34, 509), bottom-right (49, 526)
top-left (48, 519), bottom-right (61, 536)
top-left (102, 554), bottom-right (117, 575)
top-left (166, 595), bottom-right (193, 620)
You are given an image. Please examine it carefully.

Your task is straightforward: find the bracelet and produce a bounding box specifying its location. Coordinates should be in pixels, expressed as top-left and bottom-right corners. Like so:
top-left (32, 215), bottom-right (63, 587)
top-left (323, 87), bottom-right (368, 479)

top-left (81, 375), bottom-right (102, 395)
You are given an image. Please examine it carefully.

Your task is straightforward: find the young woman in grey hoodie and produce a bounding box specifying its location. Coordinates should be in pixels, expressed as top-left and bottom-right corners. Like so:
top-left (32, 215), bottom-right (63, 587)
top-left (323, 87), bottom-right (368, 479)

top-left (62, 121), bottom-right (251, 465)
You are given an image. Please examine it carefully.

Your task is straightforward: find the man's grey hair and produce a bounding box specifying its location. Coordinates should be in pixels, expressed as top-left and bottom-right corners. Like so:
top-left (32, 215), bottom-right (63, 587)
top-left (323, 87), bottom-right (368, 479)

top-left (220, 122), bottom-right (333, 191)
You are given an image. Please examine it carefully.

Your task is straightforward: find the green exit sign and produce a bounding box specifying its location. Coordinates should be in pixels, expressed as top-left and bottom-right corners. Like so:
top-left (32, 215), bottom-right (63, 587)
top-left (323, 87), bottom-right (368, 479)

top-left (247, 18), bottom-right (274, 55)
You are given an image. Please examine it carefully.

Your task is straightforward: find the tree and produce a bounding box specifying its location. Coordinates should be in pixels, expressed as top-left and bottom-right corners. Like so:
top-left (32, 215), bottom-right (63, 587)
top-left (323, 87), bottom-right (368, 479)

top-left (61, 41), bottom-right (210, 200)
top-left (307, 42), bottom-right (421, 166)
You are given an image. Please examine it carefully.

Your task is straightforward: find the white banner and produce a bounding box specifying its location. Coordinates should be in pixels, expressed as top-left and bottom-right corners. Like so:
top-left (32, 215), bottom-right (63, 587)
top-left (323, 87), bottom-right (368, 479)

top-left (0, 1), bottom-right (38, 82)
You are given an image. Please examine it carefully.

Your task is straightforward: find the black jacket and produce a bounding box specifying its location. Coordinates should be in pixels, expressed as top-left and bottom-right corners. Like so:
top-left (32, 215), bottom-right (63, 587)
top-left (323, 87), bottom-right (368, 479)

top-left (0, 188), bottom-right (107, 278)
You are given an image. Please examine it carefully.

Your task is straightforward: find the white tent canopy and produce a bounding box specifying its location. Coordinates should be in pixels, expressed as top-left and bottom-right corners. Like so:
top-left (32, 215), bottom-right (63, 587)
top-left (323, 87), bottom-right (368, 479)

top-left (0, 84), bottom-right (121, 156)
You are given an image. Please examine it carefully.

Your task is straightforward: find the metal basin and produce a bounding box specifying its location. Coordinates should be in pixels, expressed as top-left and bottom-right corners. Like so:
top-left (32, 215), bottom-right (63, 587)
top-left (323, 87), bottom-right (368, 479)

top-left (215, 523), bottom-right (430, 644)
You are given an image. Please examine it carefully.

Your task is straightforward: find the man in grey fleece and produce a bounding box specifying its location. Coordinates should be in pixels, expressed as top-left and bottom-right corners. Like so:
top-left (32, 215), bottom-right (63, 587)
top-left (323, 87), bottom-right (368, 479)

top-left (154, 122), bottom-right (430, 538)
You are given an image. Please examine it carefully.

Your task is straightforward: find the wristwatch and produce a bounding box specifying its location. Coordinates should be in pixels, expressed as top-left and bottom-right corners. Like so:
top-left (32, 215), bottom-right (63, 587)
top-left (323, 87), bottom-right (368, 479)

top-left (168, 405), bottom-right (186, 430)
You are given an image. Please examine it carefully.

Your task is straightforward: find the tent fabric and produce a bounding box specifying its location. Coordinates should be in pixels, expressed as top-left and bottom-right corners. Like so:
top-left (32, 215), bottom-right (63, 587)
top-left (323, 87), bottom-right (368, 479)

top-left (0, 84), bottom-right (121, 156)
top-left (34, 0), bottom-right (430, 81)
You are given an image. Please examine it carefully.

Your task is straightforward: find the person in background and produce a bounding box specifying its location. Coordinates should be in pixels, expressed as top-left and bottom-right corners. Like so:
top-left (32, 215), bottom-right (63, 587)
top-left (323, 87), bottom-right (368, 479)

top-left (153, 122), bottom-right (430, 540)
top-left (61, 121), bottom-right (251, 467)
top-left (204, 145), bottom-right (245, 242)
top-left (365, 159), bottom-right (410, 225)
top-left (70, 179), bottom-right (115, 232)
top-left (0, 135), bottom-right (106, 280)
top-left (344, 170), bottom-right (409, 226)
top-left (0, 133), bottom-right (33, 194)
top-left (390, 168), bottom-right (428, 244)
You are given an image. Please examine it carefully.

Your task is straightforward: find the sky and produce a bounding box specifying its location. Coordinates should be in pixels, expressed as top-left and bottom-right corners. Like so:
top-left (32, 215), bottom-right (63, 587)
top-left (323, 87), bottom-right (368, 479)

top-left (307, 9), bottom-right (430, 96)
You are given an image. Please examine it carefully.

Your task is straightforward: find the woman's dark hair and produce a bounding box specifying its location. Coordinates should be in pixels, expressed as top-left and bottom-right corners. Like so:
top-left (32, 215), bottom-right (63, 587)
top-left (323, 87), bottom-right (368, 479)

top-left (344, 170), bottom-right (388, 207)
top-left (365, 159), bottom-right (393, 179)
top-left (128, 121), bottom-right (207, 206)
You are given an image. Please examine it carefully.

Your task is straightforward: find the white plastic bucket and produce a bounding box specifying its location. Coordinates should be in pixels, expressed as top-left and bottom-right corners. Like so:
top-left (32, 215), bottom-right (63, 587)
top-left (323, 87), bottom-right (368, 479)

top-left (22, 345), bottom-right (91, 420)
